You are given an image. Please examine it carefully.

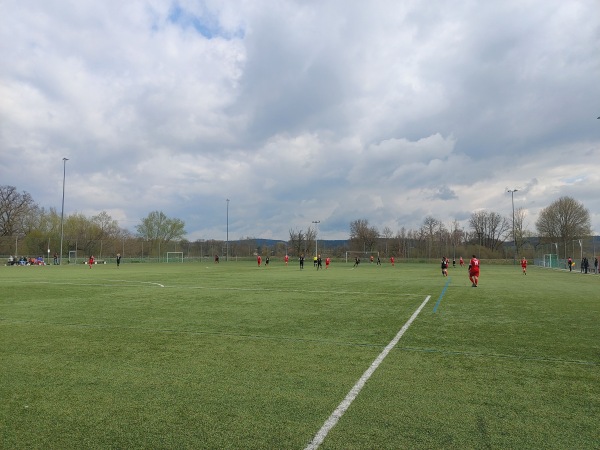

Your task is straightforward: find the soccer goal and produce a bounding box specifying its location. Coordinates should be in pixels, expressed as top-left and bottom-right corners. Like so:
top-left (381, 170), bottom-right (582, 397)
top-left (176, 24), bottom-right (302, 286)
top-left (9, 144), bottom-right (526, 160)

top-left (345, 251), bottom-right (380, 263)
top-left (68, 250), bottom-right (78, 264)
top-left (166, 252), bottom-right (184, 263)
top-left (543, 254), bottom-right (559, 268)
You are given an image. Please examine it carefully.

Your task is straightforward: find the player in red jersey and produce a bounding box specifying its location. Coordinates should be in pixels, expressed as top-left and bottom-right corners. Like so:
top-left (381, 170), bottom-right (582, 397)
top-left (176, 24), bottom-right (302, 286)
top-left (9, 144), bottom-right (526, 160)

top-left (390, 256), bottom-right (395, 266)
top-left (88, 255), bottom-right (95, 269)
top-left (325, 256), bottom-right (331, 269)
top-left (257, 255), bottom-right (262, 267)
top-left (468, 255), bottom-right (480, 287)
top-left (459, 256), bottom-right (464, 267)
top-left (284, 254), bottom-right (289, 266)
top-left (521, 257), bottom-right (527, 275)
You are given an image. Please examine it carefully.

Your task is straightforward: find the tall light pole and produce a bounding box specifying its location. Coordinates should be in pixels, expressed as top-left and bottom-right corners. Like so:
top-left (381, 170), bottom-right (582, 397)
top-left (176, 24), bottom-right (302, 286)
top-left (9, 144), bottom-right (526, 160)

top-left (507, 189), bottom-right (518, 265)
top-left (226, 198), bottom-right (230, 262)
top-left (60, 157), bottom-right (69, 265)
top-left (312, 220), bottom-right (320, 256)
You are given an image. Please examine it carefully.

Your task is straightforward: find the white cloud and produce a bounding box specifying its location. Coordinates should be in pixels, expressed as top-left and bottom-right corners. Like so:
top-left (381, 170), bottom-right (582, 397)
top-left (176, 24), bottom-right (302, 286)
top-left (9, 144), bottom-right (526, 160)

top-left (1, 0), bottom-right (599, 240)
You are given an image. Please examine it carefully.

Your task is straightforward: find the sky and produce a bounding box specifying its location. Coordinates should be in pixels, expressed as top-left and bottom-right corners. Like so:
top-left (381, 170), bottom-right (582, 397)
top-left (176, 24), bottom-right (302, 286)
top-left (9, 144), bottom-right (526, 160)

top-left (1, 0), bottom-right (599, 241)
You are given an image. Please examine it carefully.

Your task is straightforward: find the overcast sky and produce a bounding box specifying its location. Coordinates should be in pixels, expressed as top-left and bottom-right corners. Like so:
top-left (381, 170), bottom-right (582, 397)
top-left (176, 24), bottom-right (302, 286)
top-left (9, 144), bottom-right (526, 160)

top-left (1, 0), bottom-right (599, 240)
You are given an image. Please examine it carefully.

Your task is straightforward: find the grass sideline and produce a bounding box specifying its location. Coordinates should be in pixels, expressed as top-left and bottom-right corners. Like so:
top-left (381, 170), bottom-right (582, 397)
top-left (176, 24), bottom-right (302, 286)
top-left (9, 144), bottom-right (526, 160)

top-left (1, 261), bottom-right (598, 449)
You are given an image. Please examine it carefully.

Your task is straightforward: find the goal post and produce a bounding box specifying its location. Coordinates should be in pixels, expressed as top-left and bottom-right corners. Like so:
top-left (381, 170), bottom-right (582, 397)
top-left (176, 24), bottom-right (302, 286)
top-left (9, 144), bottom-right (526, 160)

top-left (166, 252), bottom-right (184, 263)
top-left (345, 251), bottom-right (380, 263)
top-left (68, 250), bottom-right (78, 264)
top-left (543, 253), bottom-right (558, 268)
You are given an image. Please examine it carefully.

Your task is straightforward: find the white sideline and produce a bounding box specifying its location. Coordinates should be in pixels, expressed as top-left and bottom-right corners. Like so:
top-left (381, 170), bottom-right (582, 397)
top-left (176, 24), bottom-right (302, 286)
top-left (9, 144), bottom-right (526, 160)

top-left (304, 295), bottom-right (432, 450)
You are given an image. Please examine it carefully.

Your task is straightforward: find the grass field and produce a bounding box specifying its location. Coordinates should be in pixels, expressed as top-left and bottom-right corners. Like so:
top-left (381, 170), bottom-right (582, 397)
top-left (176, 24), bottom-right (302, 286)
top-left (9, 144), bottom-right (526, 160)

top-left (1, 260), bottom-right (598, 449)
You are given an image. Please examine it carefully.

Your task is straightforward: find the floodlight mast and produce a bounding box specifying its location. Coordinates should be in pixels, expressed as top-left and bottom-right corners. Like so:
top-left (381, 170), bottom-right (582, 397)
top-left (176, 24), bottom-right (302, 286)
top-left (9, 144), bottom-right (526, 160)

top-left (312, 220), bottom-right (320, 256)
top-left (59, 157), bottom-right (69, 265)
top-left (507, 189), bottom-right (518, 265)
top-left (226, 198), bottom-right (229, 262)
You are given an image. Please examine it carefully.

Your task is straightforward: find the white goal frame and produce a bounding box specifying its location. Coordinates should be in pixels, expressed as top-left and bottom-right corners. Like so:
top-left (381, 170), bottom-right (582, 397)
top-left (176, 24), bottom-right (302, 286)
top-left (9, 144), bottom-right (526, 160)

top-left (166, 252), bottom-right (184, 263)
top-left (68, 250), bottom-right (78, 264)
top-left (543, 253), bottom-right (558, 268)
top-left (345, 251), bottom-right (380, 263)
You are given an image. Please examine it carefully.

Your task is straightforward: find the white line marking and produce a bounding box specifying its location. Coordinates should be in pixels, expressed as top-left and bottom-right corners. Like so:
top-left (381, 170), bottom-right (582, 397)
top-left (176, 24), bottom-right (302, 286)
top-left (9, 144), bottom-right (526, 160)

top-left (305, 295), bottom-right (431, 450)
top-left (21, 280), bottom-right (165, 288)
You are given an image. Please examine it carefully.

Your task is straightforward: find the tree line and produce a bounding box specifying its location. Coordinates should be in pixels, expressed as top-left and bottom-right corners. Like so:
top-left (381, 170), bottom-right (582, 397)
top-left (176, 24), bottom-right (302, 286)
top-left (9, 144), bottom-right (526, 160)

top-left (0, 185), bottom-right (185, 259)
top-left (1, 184), bottom-right (592, 260)
top-left (290, 197), bottom-right (591, 260)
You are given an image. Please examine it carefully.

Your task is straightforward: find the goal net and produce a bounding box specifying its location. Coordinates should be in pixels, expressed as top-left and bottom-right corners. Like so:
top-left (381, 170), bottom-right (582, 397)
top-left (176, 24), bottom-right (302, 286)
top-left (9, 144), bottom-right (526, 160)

top-left (542, 254), bottom-right (559, 268)
top-left (345, 251), bottom-right (380, 263)
top-left (166, 252), bottom-right (184, 263)
top-left (68, 250), bottom-right (78, 264)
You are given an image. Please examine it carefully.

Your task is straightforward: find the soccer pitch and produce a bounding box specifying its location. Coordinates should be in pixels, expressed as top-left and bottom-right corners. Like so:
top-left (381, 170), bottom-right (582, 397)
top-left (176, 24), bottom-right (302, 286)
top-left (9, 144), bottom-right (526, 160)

top-left (1, 261), bottom-right (598, 449)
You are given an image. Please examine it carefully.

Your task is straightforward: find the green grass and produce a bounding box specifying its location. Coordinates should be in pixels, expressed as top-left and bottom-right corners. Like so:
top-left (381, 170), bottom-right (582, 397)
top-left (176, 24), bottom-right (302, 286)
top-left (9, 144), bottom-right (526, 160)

top-left (1, 261), bottom-right (598, 449)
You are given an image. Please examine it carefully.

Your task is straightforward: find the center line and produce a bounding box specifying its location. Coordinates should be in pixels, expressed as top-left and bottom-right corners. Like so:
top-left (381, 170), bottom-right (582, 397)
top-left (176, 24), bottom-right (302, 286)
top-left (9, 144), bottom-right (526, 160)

top-left (305, 295), bottom-right (432, 450)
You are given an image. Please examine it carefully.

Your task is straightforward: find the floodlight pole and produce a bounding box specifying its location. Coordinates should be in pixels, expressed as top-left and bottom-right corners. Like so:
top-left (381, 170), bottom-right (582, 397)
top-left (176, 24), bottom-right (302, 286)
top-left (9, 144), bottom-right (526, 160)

top-left (226, 198), bottom-right (229, 262)
top-left (59, 157), bottom-right (69, 265)
top-left (312, 220), bottom-right (320, 256)
top-left (508, 189), bottom-right (518, 265)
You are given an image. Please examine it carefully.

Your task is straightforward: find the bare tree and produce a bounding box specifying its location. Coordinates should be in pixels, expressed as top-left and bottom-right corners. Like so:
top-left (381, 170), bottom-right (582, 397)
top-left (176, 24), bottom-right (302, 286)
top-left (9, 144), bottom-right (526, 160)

top-left (487, 211), bottom-right (510, 250)
top-left (469, 210), bottom-right (510, 251)
top-left (378, 226), bottom-right (392, 256)
top-left (288, 228), bottom-right (305, 256)
top-left (420, 216), bottom-right (440, 259)
top-left (393, 227), bottom-right (407, 257)
top-left (349, 219), bottom-right (379, 252)
top-left (513, 207), bottom-right (528, 254)
top-left (449, 220), bottom-right (463, 257)
top-left (0, 185), bottom-right (36, 237)
top-left (305, 226), bottom-right (317, 256)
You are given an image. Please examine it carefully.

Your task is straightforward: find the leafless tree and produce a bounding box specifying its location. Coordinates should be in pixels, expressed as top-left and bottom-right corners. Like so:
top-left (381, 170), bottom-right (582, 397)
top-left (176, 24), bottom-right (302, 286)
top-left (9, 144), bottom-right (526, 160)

top-left (469, 210), bottom-right (510, 251)
top-left (420, 216), bottom-right (441, 259)
top-left (288, 228), bottom-right (305, 256)
top-left (513, 207), bottom-right (529, 254)
top-left (0, 185), bottom-right (36, 237)
top-left (349, 219), bottom-right (379, 252)
top-left (380, 226), bottom-right (394, 256)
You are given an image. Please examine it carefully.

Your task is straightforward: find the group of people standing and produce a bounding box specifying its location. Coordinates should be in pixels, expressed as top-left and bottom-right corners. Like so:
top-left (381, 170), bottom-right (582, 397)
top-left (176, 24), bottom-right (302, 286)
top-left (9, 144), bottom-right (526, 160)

top-left (257, 253), bottom-right (334, 270)
top-left (566, 256), bottom-right (598, 274)
top-left (295, 254), bottom-right (330, 270)
top-left (579, 257), bottom-right (597, 274)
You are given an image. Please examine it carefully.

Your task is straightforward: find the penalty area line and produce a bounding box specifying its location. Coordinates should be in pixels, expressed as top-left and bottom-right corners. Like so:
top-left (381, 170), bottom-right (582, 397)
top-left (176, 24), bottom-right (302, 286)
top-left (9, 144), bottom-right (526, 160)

top-left (305, 295), bottom-right (432, 450)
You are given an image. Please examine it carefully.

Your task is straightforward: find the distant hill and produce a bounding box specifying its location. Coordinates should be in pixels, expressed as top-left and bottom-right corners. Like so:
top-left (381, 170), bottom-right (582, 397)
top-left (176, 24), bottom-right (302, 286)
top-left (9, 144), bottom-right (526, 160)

top-left (253, 238), bottom-right (350, 248)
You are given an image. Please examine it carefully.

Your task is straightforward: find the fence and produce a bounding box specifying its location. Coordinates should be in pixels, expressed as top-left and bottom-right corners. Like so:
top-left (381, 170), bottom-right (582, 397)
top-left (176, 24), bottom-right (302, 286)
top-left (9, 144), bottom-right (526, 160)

top-left (0, 236), bottom-right (226, 264)
top-left (534, 237), bottom-right (599, 271)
